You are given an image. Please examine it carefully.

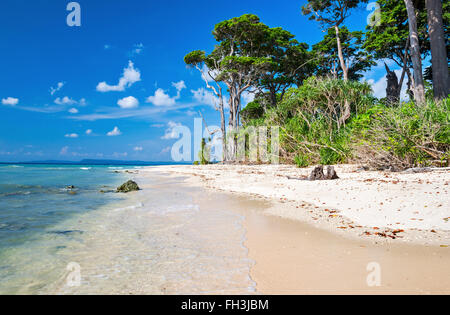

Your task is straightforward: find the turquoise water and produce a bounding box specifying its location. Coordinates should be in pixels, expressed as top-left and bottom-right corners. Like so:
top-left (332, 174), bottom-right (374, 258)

top-left (0, 165), bottom-right (255, 294)
top-left (0, 164), bottom-right (126, 293)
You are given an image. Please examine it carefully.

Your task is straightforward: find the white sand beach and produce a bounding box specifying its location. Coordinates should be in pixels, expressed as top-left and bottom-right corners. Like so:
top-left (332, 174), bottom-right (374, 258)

top-left (132, 164), bottom-right (450, 294)
top-left (141, 164), bottom-right (450, 246)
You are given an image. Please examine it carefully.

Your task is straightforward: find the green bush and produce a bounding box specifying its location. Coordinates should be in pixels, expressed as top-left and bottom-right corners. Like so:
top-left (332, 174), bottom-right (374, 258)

top-left (353, 98), bottom-right (449, 168)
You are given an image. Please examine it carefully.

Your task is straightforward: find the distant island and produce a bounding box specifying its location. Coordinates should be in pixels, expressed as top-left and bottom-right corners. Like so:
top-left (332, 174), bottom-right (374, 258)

top-left (0, 160), bottom-right (190, 166)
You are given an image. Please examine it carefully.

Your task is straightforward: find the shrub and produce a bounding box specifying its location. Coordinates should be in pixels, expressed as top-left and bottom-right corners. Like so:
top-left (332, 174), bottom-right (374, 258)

top-left (352, 98), bottom-right (449, 169)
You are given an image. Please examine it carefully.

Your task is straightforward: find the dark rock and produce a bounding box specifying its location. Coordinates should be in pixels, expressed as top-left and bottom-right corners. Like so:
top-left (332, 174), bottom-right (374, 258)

top-left (308, 166), bottom-right (325, 181)
top-left (66, 185), bottom-right (75, 189)
top-left (116, 180), bottom-right (140, 193)
top-left (308, 165), bottom-right (339, 181)
top-left (325, 166), bottom-right (339, 180)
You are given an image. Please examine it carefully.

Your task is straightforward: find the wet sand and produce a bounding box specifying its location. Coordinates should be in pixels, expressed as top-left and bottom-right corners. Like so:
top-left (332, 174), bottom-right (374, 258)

top-left (243, 203), bottom-right (450, 294)
top-left (140, 167), bottom-right (450, 295)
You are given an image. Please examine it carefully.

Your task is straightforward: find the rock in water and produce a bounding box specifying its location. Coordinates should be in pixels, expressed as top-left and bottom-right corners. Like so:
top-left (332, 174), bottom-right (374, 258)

top-left (116, 180), bottom-right (140, 193)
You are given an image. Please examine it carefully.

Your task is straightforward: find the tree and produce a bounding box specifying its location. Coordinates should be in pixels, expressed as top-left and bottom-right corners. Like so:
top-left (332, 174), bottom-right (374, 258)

top-left (312, 26), bottom-right (375, 81)
top-left (426, 0), bottom-right (449, 100)
top-left (404, 0), bottom-right (426, 103)
top-left (364, 0), bottom-right (415, 103)
top-left (256, 28), bottom-right (314, 108)
top-left (302, 0), bottom-right (368, 82)
top-left (184, 50), bottom-right (227, 160)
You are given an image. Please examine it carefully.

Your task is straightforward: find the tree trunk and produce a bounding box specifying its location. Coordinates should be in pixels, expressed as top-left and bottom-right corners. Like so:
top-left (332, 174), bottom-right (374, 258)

top-left (404, 0), bottom-right (426, 103)
top-left (334, 25), bottom-right (348, 81)
top-left (426, 0), bottom-right (449, 100)
top-left (385, 62), bottom-right (400, 104)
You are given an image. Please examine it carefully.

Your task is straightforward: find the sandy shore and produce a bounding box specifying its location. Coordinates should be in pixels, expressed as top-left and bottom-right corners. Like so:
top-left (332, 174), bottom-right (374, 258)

top-left (141, 164), bottom-right (450, 246)
top-left (136, 164), bottom-right (450, 294)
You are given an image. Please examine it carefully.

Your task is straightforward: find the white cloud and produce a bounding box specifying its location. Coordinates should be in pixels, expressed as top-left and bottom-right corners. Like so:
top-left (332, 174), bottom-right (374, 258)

top-left (50, 82), bottom-right (65, 95)
top-left (172, 80), bottom-right (187, 92)
top-left (133, 146), bottom-right (143, 152)
top-left (146, 81), bottom-right (186, 106)
top-left (96, 61), bottom-right (141, 92)
top-left (192, 88), bottom-right (220, 108)
top-left (55, 96), bottom-right (77, 105)
top-left (146, 89), bottom-right (176, 106)
top-left (161, 121), bottom-right (182, 140)
top-left (85, 129), bottom-right (92, 135)
top-left (65, 133), bottom-right (79, 138)
top-left (117, 96), bottom-right (139, 109)
top-left (107, 126), bottom-right (122, 136)
top-left (242, 91), bottom-right (255, 106)
top-left (68, 108), bottom-right (79, 114)
top-left (60, 146), bottom-right (69, 155)
top-left (2, 97), bottom-right (19, 106)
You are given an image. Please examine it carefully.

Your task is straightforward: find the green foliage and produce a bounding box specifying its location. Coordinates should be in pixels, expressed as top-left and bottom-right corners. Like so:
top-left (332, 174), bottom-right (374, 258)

top-left (240, 101), bottom-right (265, 124)
top-left (198, 138), bottom-right (210, 165)
top-left (353, 98), bottom-right (450, 168)
top-left (312, 27), bottom-right (375, 80)
top-left (244, 77), bottom-right (373, 165)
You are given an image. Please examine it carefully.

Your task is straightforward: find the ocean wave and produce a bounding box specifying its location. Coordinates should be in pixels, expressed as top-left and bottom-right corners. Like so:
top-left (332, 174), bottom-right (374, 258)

top-left (80, 167), bottom-right (91, 170)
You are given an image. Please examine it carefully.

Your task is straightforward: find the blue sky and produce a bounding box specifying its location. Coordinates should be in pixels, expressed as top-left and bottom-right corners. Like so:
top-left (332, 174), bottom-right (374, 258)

top-left (0, 0), bottom-right (390, 162)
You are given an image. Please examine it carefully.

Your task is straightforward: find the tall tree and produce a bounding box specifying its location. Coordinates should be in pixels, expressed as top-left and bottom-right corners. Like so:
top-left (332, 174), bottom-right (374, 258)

top-left (302, 0), bottom-right (368, 82)
top-left (302, 0), bottom-right (368, 125)
top-left (404, 0), bottom-right (426, 103)
top-left (426, 0), bottom-right (449, 99)
top-left (257, 28), bottom-right (314, 108)
top-left (313, 26), bottom-right (375, 81)
top-left (184, 50), bottom-right (227, 160)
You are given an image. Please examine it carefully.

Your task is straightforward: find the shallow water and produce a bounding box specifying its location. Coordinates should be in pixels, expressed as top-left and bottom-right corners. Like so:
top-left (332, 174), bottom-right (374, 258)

top-left (0, 166), bottom-right (255, 294)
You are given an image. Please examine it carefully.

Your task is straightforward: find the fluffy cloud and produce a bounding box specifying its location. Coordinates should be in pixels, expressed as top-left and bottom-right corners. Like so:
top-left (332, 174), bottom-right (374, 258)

top-left (50, 82), bottom-right (65, 95)
top-left (68, 108), bottom-right (79, 114)
top-left (117, 96), bottom-right (139, 109)
top-left (55, 96), bottom-right (77, 105)
top-left (1, 97), bottom-right (19, 106)
top-left (161, 121), bottom-right (182, 140)
top-left (65, 133), bottom-right (79, 138)
top-left (96, 61), bottom-right (141, 92)
top-left (133, 146), bottom-right (143, 152)
top-left (191, 88), bottom-right (220, 108)
top-left (146, 81), bottom-right (186, 106)
top-left (107, 126), bottom-right (122, 136)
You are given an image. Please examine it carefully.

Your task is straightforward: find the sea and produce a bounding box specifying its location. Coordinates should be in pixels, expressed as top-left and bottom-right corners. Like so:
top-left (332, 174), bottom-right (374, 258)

top-left (0, 164), bottom-right (255, 294)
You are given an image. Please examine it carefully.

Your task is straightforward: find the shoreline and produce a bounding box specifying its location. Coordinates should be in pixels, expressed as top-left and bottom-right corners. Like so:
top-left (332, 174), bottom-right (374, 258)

top-left (140, 164), bottom-right (450, 247)
top-left (135, 165), bottom-right (450, 294)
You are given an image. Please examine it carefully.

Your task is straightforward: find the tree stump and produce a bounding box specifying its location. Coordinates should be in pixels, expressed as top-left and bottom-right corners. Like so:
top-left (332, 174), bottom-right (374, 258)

top-left (308, 166), bottom-right (339, 181)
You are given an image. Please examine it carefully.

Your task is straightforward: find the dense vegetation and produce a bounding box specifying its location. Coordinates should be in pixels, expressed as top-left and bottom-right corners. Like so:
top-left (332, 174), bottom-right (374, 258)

top-left (186, 0), bottom-right (449, 169)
